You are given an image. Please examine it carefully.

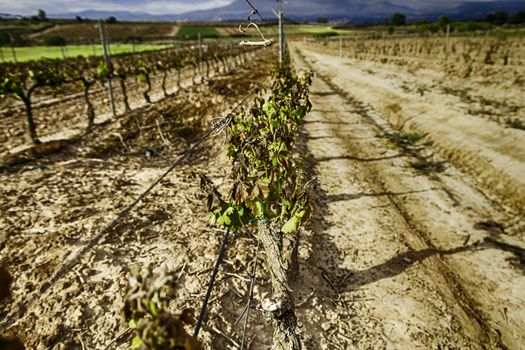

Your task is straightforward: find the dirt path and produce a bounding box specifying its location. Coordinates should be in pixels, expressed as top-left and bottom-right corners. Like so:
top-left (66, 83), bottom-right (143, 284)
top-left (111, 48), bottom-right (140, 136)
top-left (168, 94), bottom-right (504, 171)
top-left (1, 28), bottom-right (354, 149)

top-left (291, 46), bottom-right (525, 349)
top-left (294, 43), bottom-right (525, 216)
top-left (168, 25), bottom-right (180, 37)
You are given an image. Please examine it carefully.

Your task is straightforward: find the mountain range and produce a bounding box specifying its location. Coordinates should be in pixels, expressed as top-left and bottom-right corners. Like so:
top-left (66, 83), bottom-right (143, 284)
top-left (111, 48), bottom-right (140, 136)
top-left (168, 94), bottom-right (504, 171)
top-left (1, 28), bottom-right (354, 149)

top-left (49, 0), bottom-right (525, 22)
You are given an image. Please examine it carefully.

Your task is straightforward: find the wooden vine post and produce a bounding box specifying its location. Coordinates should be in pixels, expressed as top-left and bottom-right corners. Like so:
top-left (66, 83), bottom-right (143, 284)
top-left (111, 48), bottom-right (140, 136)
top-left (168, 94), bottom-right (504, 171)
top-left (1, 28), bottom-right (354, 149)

top-left (98, 19), bottom-right (117, 117)
top-left (198, 33), bottom-right (203, 76)
top-left (10, 46), bottom-right (16, 63)
top-left (279, 11), bottom-right (285, 67)
top-left (257, 222), bottom-right (301, 350)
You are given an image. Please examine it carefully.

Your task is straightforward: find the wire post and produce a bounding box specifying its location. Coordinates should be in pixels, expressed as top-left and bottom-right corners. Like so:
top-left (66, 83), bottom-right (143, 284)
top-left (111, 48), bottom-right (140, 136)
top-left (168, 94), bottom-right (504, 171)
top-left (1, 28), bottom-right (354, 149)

top-left (198, 33), bottom-right (203, 75)
top-left (445, 24), bottom-right (450, 66)
top-left (229, 40), bottom-right (234, 69)
top-left (98, 19), bottom-right (117, 118)
top-left (10, 46), bottom-right (17, 63)
top-left (339, 36), bottom-right (343, 57)
top-left (446, 24), bottom-right (450, 50)
top-left (279, 11), bottom-right (285, 66)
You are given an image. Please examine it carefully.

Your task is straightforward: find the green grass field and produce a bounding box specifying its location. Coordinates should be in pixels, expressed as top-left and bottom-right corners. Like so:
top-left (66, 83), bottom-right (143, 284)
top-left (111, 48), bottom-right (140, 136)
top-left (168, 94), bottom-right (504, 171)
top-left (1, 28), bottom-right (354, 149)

top-left (0, 44), bottom-right (169, 63)
top-left (176, 26), bottom-right (220, 40)
top-left (255, 25), bottom-right (354, 37)
top-left (286, 25), bottom-right (353, 35)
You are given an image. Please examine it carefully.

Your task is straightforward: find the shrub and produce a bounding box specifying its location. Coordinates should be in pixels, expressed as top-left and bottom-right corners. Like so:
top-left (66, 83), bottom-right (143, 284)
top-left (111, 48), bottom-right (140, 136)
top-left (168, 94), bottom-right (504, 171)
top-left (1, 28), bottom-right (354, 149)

top-left (43, 35), bottom-right (66, 46)
top-left (318, 31), bottom-right (338, 38)
top-left (0, 31), bottom-right (10, 46)
top-left (510, 10), bottom-right (525, 24)
top-left (391, 12), bottom-right (406, 26)
top-left (123, 35), bottom-right (143, 43)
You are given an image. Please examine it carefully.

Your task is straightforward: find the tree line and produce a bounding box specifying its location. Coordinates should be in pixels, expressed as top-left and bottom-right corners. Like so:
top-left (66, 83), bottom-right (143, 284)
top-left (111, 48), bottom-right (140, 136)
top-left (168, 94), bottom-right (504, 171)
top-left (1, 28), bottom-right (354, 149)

top-left (390, 10), bottom-right (525, 27)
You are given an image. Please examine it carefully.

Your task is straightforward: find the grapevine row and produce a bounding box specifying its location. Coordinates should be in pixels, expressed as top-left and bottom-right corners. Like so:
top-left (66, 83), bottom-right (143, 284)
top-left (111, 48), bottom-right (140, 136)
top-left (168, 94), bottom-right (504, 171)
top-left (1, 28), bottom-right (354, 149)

top-left (197, 60), bottom-right (313, 349)
top-left (0, 44), bottom-right (254, 146)
top-left (119, 56), bottom-right (313, 350)
top-left (312, 36), bottom-right (524, 68)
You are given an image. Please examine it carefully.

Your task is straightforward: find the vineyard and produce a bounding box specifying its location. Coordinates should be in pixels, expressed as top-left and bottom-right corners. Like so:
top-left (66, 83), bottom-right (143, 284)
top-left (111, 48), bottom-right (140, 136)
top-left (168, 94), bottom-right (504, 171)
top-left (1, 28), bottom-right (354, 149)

top-left (1, 6), bottom-right (525, 350)
top-left (0, 43), bottom-right (249, 154)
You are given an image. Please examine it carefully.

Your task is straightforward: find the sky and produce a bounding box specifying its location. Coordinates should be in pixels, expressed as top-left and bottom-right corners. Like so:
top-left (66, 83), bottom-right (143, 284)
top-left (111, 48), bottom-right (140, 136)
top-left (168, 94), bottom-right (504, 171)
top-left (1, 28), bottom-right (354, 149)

top-left (0, 0), bottom-right (512, 16)
top-left (0, 0), bottom-right (235, 16)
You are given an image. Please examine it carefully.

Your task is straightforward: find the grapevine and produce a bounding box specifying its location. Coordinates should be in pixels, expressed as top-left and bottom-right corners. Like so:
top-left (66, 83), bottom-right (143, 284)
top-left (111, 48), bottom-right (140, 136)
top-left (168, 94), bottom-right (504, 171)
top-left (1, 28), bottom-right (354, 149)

top-left (200, 59), bottom-right (314, 349)
top-left (0, 44), bottom-right (257, 148)
top-left (122, 265), bottom-right (203, 350)
top-left (206, 66), bottom-right (314, 234)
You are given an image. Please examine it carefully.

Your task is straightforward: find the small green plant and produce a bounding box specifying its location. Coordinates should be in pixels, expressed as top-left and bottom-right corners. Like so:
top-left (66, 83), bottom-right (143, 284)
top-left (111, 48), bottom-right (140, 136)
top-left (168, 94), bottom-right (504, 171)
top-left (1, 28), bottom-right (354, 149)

top-left (389, 132), bottom-right (426, 147)
top-left (122, 265), bottom-right (203, 350)
top-left (199, 61), bottom-right (313, 350)
top-left (42, 35), bottom-right (66, 46)
top-left (202, 66), bottom-right (314, 234)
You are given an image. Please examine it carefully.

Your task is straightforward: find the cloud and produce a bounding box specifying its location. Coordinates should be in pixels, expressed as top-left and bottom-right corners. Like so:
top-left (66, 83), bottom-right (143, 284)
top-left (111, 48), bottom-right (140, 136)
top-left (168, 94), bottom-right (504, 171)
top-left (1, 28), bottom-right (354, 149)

top-left (0, 0), bottom-right (235, 16)
top-left (0, 0), bottom-right (513, 18)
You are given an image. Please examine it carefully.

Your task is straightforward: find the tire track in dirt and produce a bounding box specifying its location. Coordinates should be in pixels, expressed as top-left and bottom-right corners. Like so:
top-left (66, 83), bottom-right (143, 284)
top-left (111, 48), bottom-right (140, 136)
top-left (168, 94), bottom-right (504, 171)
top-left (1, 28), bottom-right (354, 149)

top-left (292, 47), bottom-right (525, 349)
top-left (295, 44), bottom-right (525, 218)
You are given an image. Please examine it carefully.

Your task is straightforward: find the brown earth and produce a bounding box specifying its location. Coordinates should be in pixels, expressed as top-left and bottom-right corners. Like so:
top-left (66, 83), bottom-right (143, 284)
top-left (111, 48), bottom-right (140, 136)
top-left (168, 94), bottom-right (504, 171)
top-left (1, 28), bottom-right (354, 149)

top-left (1, 38), bottom-right (525, 350)
top-left (0, 48), bottom-right (280, 349)
top-left (28, 23), bottom-right (179, 43)
top-left (297, 39), bottom-right (525, 215)
top-left (288, 44), bottom-right (525, 349)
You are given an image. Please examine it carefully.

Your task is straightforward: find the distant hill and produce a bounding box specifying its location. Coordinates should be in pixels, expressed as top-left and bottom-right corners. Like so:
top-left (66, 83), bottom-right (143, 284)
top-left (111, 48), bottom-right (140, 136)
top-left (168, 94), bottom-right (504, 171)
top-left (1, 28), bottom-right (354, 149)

top-left (50, 10), bottom-right (174, 21)
top-left (49, 0), bottom-right (525, 23)
top-left (452, 1), bottom-right (525, 20)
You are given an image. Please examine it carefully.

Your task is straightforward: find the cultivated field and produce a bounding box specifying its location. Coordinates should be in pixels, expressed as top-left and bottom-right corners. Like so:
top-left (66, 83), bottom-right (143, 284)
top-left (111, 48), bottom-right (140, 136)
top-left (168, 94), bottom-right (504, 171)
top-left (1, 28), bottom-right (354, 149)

top-left (0, 44), bottom-right (169, 62)
top-left (0, 33), bottom-right (524, 350)
top-left (26, 22), bottom-right (180, 43)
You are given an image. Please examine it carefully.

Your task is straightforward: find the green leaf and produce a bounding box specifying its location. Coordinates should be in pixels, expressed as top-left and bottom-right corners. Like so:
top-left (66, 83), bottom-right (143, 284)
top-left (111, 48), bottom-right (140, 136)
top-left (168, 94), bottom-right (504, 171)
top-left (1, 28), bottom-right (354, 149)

top-left (281, 216), bottom-right (301, 234)
top-left (217, 206), bottom-right (235, 225)
top-left (131, 335), bottom-right (143, 349)
top-left (210, 212), bottom-right (218, 225)
top-left (263, 100), bottom-right (276, 116)
top-left (254, 201), bottom-right (264, 218)
top-left (149, 300), bottom-right (158, 317)
top-left (128, 318), bottom-right (138, 329)
top-left (282, 210), bottom-right (307, 234)
top-left (138, 73), bottom-right (148, 84)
